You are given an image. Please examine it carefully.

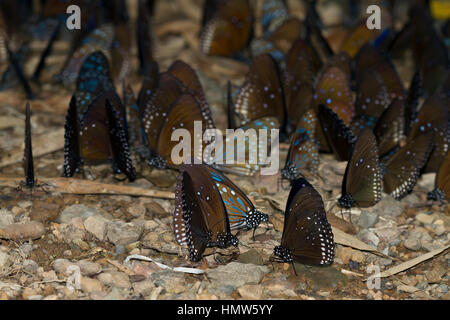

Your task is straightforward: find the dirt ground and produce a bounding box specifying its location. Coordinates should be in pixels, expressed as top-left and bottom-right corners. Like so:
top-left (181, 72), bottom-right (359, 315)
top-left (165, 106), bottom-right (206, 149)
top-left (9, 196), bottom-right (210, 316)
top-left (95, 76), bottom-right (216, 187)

top-left (0, 0), bottom-right (448, 300)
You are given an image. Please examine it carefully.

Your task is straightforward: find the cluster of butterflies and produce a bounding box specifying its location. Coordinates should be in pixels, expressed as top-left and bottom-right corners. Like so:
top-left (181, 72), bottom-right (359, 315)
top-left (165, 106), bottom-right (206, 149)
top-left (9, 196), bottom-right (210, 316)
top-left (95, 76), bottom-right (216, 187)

top-left (10, 0), bottom-right (450, 266)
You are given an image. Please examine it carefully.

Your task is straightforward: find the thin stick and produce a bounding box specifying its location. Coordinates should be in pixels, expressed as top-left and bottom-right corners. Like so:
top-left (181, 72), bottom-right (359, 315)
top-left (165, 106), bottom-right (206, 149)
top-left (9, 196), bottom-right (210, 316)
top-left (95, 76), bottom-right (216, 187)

top-left (0, 176), bottom-right (175, 200)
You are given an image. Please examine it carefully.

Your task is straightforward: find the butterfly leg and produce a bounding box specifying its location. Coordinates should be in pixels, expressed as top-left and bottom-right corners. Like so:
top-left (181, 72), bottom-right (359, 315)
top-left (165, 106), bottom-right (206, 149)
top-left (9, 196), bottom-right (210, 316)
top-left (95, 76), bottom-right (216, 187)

top-left (291, 262), bottom-right (298, 277)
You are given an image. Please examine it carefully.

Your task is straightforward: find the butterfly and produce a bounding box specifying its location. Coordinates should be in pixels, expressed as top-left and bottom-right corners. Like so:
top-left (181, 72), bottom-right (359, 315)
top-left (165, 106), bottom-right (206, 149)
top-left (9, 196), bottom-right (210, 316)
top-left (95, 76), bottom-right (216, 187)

top-left (404, 70), bottom-right (423, 137)
top-left (273, 178), bottom-right (335, 266)
top-left (123, 83), bottom-right (149, 160)
top-left (167, 60), bottom-right (215, 129)
top-left (23, 102), bottom-right (34, 188)
top-left (282, 109), bottom-right (319, 181)
top-left (408, 93), bottom-right (449, 173)
top-left (427, 150), bottom-right (450, 201)
top-left (3, 40), bottom-right (34, 99)
top-left (63, 91), bottom-right (136, 181)
top-left (373, 99), bottom-right (405, 158)
top-left (283, 38), bottom-right (322, 132)
top-left (137, 61), bottom-right (159, 118)
top-left (199, 0), bottom-right (253, 58)
top-left (318, 104), bottom-right (356, 162)
top-left (382, 132), bottom-right (434, 200)
top-left (204, 165), bottom-right (268, 231)
top-left (210, 116), bottom-right (279, 177)
top-left (31, 19), bottom-right (61, 83)
top-left (142, 72), bottom-right (214, 168)
top-left (251, 0), bottom-right (303, 64)
top-left (174, 164), bottom-right (239, 262)
top-left (313, 65), bottom-right (354, 152)
top-left (59, 24), bottom-right (114, 86)
top-left (73, 51), bottom-right (116, 120)
top-left (111, 22), bottom-right (132, 84)
top-left (137, 0), bottom-right (155, 76)
top-left (231, 54), bottom-right (286, 132)
top-left (354, 45), bottom-right (405, 119)
top-left (338, 129), bottom-right (382, 209)
top-left (340, 21), bottom-right (381, 57)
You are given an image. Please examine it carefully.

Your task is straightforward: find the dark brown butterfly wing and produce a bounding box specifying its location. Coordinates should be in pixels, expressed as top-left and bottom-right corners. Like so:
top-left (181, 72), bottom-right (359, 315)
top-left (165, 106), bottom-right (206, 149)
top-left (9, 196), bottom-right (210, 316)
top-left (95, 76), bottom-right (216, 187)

top-left (175, 164), bottom-right (237, 262)
top-left (205, 165), bottom-right (268, 230)
top-left (340, 129), bottom-right (382, 208)
top-left (404, 70), bottom-right (422, 136)
top-left (199, 0), bottom-right (252, 57)
top-left (374, 99), bottom-right (405, 157)
top-left (234, 54), bottom-right (286, 130)
top-left (408, 93), bottom-right (449, 173)
top-left (274, 178), bottom-right (334, 265)
top-left (137, 0), bottom-right (155, 75)
top-left (23, 103), bottom-right (34, 187)
top-left (266, 17), bottom-right (303, 54)
top-left (168, 60), bottom-right (215, 129)
top-left (318, 104), bottom-right (355, 161)
top-left (156, 94), bottom-right (213, 168)
top-left (111, 23), bottom-right (132, 83)
top-left (137, 61), bottom-right (159, 119)
top-left (383, 132), bottom-right (433, 200)
top-left (284, 38), bottom-right (321, 131)
top-left (340, 21), bottom-right (381, 57)
top-left (142, 72), bottom-right (185, 158)
top-left (63, 96), bottom-right (82, 177)
top-left (105, 99), bottom-right (136, 181)
top-left (428, 151), bottom-right (450, 200)
top-left (313, 65), bottom-right (354, 152)
top-left (283, 110), bottom-right (319, 180)
top-left (354, 45), bottom-right (405, 118)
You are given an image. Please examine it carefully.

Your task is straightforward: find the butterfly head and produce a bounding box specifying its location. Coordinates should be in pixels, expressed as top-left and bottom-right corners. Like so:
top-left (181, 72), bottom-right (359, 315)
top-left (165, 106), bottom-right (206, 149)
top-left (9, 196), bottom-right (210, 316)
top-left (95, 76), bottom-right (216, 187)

top-left (273, 245), bottom-right (293, 263)
top-left (214, 232), bottom-right (239, 248)
top-left (338, 194), bottom-right (354, 209)
top-left (245, 210), bottom-right (269, 229)
top-left (281, 164), bottom-right (300, 182)
top-left (427, 188), bottom-right (446, 201)
top-left (147, 156), bottom-right (167, 169)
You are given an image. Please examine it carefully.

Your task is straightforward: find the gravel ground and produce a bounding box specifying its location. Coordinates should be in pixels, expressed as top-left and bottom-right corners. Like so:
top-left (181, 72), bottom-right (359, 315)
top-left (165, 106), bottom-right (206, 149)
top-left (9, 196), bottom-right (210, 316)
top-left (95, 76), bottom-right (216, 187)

top-left (0, 0), bottom-right (448, 300)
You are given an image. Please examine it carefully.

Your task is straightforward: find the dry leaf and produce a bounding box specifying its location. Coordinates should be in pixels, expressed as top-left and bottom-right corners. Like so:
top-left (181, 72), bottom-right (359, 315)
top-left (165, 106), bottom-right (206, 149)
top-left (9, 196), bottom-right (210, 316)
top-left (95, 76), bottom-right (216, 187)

top-left (379, 245), bottom-right (450, 278)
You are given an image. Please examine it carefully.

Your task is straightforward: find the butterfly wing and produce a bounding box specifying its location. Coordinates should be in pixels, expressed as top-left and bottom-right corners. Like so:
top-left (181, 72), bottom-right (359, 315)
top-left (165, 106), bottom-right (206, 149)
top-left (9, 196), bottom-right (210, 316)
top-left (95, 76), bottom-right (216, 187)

top-left (374, 99), bottom-right (405, 157)
top-left (340, 21), bottom-right (381, 57)
top-left (105, 99), bottom-right (136, 181)
top-left (199, 0), bottom-right (252, 57)
top-left (63, 96), bottom-right (82, 177)
top-left (23, 103), bottom-right (34, 187)
top-left (168, 60), bottom-right (215, 129)
top-left (318, 104), bottom-right (355, 161)
top-left (156, 93), bottom-right (213, 168)
top-left (205, 165), bottom-right (267, 230)
top-left (234, 54), bottom-right (286, 129)
top-left (137, 0), bottom-right (155, 75)
top-left (142, 72), bottom-right (184, 158)
top-left (408, 93), bottom-right (449, 173)
top-left (175, 164), bottom-right (236, 261)
top-left (60, 25), bottom-right (114, 86)
top-left (276, 178), bottom-right (334, 265)
top-left (383, 132), bottom-right (433, 199)
top-left (429, 151), bottom-right (450, 200)
top-left (341, 129), bottom-right (382, 207)
top-left (283, 109), bottom-right (319, 179)
top-left (211, 117), bottom-right (279, 176)
top-left (284, 38), bottom-right (321, 131)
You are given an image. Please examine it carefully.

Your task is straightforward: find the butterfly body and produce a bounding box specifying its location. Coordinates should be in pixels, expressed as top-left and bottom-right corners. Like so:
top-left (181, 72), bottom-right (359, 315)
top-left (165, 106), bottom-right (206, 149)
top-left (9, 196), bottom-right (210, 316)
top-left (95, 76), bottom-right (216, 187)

top-left (274, 178), bottom-right (334, 265)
